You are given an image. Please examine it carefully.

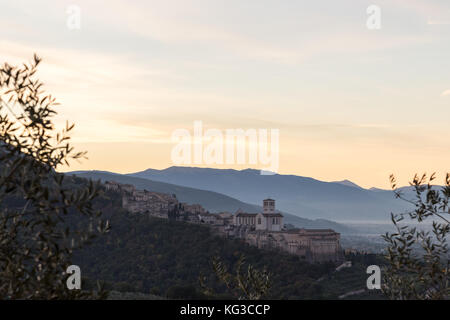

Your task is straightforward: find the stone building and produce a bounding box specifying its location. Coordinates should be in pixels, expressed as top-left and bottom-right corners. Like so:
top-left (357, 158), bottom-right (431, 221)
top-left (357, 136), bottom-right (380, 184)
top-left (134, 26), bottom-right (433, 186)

top-left (182, 203), bottom-right (206, 215)
top-left (106, 181), bottom-right (178, 218)
top-left (245, 228), bottom-right (342, 262)
top-left (106, 181), bottom-right (342, 263)
top-left (218, 212), bottom-right (234, 225)
top-left (232, 199), bottom-right (342, 262)
top-left (234, 199), bottom-right (283, 232)
top-left (198, 212), bottom-right (218, 225)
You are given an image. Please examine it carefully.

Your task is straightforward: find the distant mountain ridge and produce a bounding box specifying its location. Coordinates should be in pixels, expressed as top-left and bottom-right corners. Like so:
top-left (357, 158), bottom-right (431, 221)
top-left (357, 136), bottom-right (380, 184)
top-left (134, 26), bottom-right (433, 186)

top-left (331, 180), bottom-right (363, 190)
top-left (126, 166), bottom-right (415, 222)
top-left (68, 170), bottom-right (353, 233)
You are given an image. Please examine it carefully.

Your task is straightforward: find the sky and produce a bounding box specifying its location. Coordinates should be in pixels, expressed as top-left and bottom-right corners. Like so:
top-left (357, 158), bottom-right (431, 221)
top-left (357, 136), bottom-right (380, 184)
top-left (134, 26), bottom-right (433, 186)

top-left (1, 0), bottom-right (449, 188)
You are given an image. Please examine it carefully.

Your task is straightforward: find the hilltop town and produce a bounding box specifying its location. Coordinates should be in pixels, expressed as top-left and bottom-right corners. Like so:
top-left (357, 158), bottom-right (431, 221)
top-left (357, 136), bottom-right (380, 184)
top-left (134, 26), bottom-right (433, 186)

top-left (105, 181), bottom-right (343, 263)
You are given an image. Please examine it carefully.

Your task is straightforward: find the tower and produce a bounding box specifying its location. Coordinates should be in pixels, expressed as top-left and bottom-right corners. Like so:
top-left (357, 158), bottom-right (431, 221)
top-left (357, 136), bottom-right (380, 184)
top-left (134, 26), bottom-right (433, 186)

top-left (263, 198), bottom-right (275, 213)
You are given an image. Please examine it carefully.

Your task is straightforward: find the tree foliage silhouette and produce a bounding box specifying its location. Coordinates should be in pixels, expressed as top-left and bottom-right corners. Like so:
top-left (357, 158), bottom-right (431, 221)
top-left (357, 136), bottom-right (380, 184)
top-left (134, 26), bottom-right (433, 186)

top-left (200, 254), bottom-right (271, 300)
top-left (383, 173), bottom-right (449, 300)
top-left (0, 55), bottom-right (110, 299)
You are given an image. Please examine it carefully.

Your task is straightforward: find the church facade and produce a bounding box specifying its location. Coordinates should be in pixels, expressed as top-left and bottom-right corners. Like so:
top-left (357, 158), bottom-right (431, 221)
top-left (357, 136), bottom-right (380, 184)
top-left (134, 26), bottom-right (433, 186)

top-left (231, 199), bottom-right (342, 262)
top-left (234, 199), bottom-right (283, 232)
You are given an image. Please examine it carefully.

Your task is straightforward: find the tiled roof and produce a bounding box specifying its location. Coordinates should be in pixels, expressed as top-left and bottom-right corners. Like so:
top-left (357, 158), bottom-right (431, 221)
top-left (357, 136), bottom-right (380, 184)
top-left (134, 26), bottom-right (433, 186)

top-left (235, 212), bottom-right (258, 217)
top-left (262, 213), bottom-right (283, 217)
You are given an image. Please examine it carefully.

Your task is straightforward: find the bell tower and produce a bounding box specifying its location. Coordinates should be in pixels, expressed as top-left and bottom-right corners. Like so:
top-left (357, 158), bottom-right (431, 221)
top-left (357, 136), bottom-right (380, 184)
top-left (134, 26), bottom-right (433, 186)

top-left (263, 198), bottom-right (275, 213)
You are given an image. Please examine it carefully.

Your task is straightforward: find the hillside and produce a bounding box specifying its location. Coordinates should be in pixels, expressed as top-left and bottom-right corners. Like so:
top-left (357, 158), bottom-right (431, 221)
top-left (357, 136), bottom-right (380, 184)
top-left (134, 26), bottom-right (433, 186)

top-left (127, 166), bottom-right (414, 221)
top-left (74, 189), bottom-right (381, 299)
top-left (68, 170), bottom-right (353, 233)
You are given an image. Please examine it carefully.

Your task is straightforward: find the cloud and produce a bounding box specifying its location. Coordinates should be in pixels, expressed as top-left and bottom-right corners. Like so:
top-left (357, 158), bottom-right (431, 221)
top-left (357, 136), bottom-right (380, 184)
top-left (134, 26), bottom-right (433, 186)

top-left (427, 20), bottom-right (450, 25)
top-left (440, 89), bottom-right (450, 97)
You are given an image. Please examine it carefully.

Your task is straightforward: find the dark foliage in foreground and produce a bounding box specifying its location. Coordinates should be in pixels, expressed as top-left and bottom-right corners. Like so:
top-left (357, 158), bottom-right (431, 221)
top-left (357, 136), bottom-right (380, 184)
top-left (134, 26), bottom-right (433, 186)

top-left (0, 55), bottom-right (109, 299)
top-left (383, 173), bottom-right (450, 300)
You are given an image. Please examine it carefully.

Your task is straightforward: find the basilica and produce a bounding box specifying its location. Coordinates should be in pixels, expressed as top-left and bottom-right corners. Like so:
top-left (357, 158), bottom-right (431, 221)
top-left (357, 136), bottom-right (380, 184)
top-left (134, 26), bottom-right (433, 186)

top-left (106, 180), bottom-right (343, 262)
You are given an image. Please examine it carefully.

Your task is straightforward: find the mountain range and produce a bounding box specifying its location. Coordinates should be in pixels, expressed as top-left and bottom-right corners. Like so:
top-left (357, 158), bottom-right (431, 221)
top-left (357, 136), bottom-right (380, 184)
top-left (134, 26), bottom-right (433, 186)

top-left (125, 166), bottom-right (414, 222)
top-left (68, 170), bottom-right (353, 233)
top-left (67, 166), bottom-right (431, 234)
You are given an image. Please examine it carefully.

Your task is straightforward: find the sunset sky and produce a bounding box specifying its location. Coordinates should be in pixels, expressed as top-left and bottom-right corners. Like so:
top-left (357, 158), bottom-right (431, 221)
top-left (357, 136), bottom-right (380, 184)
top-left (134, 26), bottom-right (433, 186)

top-left (1, 0), bottom-right (449, 188)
